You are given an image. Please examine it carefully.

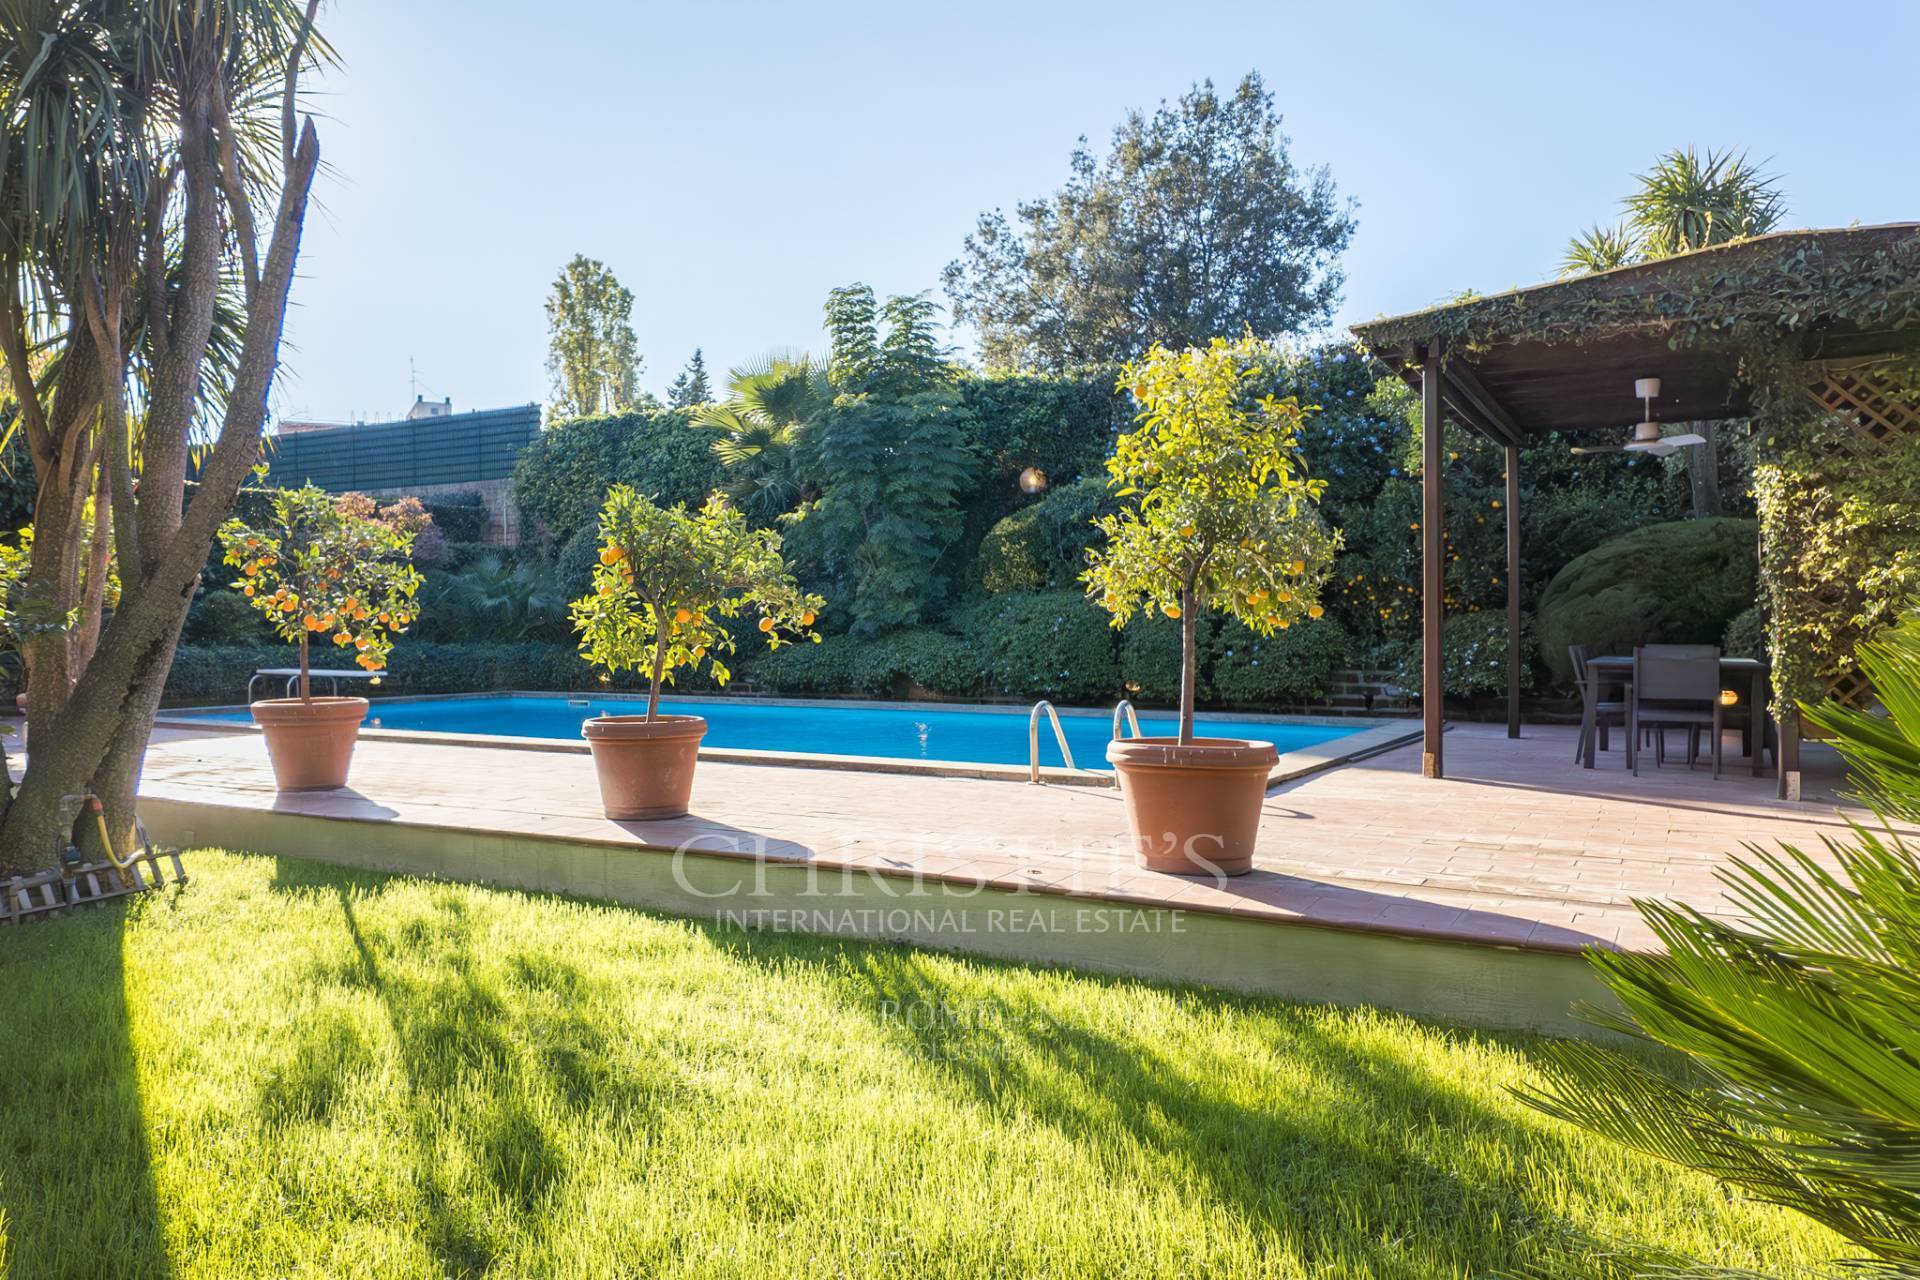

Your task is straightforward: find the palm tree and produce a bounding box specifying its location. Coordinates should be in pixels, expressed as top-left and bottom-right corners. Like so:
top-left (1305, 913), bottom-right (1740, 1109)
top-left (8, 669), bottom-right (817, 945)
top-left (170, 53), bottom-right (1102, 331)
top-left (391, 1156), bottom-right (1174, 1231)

top-left (1561, 149), bottom-right (1786, 518)
top-left (1561, 222), bottom-right (1640, 275)
top-left (1561, 148), bottom-right (1785, 276)
top-left (693, 353), bottom-right (828, 521)
top-left (1523, 606), bottom-right (1920, 1275)
top-left (0, 1), bottom-right (329, 872)
top-left (427, 555), bottom-right (570, 643)
top-left (1626, 147), bottom-right (1785, 257)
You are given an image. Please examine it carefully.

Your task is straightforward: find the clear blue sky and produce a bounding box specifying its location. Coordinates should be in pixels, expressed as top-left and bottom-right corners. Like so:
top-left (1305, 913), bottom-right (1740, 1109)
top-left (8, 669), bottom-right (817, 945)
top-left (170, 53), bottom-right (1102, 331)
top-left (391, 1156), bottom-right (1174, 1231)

top-left (276, 0), bottom-right (1920, 424)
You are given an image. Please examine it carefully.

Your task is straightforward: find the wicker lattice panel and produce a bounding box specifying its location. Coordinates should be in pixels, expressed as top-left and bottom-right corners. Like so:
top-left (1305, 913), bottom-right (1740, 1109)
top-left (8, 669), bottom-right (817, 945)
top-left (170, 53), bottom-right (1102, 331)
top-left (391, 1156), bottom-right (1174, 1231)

top-left (1804, 365), bottom-right (1920, 453)
top-left (1796, 361), bottom-right (1919, 724)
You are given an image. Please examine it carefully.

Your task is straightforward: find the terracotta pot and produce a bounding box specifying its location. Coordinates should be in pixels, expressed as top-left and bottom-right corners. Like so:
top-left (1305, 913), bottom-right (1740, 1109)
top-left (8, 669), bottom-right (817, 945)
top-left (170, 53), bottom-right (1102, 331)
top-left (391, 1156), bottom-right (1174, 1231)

top-left (251, 696), bottom-right (369, 791)
top-left (582, 714), bottom-right (706, 819)
top-left (1106, 736), bottom-right (1279, 877)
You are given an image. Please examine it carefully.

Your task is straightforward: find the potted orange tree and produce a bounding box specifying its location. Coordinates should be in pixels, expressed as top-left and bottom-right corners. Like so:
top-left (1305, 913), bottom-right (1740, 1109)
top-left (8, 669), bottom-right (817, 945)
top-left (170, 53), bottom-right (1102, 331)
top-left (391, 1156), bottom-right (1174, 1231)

top-left (1086, 337), bottom-right (1338, 876)
top-left (570, 485), bottom-right (819, 819)
top-left (219, 484), bottom-right (424, 790)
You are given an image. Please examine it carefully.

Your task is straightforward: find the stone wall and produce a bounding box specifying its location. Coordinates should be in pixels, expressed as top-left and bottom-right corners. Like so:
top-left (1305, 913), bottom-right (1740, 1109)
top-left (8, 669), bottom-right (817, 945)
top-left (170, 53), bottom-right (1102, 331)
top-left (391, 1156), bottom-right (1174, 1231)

top-left (357, 476), bottom-right (519, 547)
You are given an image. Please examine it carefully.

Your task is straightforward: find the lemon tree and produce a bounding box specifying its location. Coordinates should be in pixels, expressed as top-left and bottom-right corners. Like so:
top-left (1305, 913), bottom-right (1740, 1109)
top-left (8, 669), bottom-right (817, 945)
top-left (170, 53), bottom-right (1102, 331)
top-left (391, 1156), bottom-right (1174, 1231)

top-left (219, 485), bottom-right (425, 701)
top-left (570, 486), bottom-right (821, 719)
top-left (1085, 337), bottom-right (1338, 742)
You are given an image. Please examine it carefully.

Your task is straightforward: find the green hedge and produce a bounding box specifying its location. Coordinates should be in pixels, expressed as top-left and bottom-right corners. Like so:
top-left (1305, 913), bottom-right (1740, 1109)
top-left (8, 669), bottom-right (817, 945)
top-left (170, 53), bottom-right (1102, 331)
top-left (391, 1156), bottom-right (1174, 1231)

top-left (749, 630), bottom-right (982, 699)
top-left (1211, 617), bottom-right (1352, 705)
top-left (1536, 517), bottom-right (1758, 685)
top-left (954, 590), bottom-right (1121, 706)
top-left (422, 492), bottom-right (489, 543)
top-left (164, 640), bottom-right (751, 706)
top-left (1385, 611), bottom-right (1532, 700)
top-left (512, 408), bottom-right (723, 552)
top-left (165, 643), bottom-right (588, 704)
top-left (1114, 614), bottom-right (1350, 707)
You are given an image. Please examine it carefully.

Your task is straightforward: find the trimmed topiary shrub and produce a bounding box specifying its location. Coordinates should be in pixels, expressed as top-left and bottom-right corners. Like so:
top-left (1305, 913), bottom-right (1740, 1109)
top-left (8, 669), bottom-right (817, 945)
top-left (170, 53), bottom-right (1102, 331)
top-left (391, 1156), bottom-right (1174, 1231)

top-left (972, 476), bottom-right (1117, 597)
top-left (1536, 517), bottom-right (1758, 685)
top-left (1212, 616), bottom-right (1352, 705)
top-left (956, 589), bottom-right (1120, 706)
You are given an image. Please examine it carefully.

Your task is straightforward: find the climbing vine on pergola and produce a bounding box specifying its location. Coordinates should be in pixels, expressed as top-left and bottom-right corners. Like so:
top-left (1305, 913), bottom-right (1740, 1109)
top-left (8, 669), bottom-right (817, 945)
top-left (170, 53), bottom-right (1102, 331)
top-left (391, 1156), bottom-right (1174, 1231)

top-left (1352, 224), bottom-right (1920, 796)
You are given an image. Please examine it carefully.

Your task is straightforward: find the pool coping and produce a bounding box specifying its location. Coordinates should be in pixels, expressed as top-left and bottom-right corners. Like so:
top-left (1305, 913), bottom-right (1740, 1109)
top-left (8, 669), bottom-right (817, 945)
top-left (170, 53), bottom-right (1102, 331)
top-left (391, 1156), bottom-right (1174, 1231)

top-left (154, 692), bottom-right (1422, 790)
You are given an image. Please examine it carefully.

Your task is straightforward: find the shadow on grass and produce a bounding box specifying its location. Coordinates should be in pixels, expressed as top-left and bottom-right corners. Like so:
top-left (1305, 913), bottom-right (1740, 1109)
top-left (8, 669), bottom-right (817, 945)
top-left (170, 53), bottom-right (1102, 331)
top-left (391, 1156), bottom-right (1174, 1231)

top-left (706, 927), bottom-right (1708, 1277)
top-left (266, 859), bottom-right (662, 1278)
top-left (0, 898), bottom-right (173, 1279)
top-left (254, 854), bottom-right (1729, 1277)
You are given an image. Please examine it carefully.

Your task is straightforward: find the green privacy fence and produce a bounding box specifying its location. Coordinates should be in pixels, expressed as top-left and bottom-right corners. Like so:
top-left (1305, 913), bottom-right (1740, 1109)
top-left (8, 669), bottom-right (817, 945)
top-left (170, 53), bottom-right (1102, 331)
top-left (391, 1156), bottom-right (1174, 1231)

top-left (260, 404), bottom-right (541, 492)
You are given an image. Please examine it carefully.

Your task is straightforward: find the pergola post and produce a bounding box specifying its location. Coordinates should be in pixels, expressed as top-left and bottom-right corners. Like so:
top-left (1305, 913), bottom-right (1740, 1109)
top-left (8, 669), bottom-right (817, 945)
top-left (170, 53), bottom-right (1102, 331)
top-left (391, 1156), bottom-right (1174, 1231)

top-left (1421, 344), bottom-right (1445, 778)
top-left (1505, 444), bottom-right (1521, 739)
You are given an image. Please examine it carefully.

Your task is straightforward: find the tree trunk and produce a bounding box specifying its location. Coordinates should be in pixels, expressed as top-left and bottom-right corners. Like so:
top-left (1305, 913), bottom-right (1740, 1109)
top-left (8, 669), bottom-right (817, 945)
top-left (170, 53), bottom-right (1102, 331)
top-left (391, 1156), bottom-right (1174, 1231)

top-left (85, 620), bottom-right (185, 860)
top-left (298, 632), bottom-right (311, 703)
top-left (0, 122), bottom-right (320, 878)
top-left (646, 627), bottom-right (668, 721)
top-left (1177, 590), bottom-right (1197, 746)
top-left (1687, 422), bottom-right (1722, 518)
top-left (69, 467), bottom-right (112, 676)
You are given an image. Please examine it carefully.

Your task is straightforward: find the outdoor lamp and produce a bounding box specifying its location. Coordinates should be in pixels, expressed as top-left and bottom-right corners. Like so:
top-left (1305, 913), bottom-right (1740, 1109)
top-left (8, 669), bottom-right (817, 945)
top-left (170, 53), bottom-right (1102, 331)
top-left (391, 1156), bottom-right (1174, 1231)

top-left (1018, 466), bottom-right (1048, 494)
top-left (1719, 689), bottom-right (1739, 706)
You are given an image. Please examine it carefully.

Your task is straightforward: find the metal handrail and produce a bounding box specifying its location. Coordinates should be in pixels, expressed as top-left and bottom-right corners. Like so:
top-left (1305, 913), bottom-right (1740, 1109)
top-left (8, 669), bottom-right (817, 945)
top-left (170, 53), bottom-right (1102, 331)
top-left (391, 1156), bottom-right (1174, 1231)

top-left (1112, 699), bottom-right (1142, 742)
top-left (1028, 700), bottom-right (1077, 783)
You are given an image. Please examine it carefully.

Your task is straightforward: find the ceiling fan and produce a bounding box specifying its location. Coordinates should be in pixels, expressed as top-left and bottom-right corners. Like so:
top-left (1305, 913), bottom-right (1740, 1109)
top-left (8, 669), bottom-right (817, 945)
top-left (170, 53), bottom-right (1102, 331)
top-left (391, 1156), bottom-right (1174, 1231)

top-left (1569, 378), bottom-right (1707, 457)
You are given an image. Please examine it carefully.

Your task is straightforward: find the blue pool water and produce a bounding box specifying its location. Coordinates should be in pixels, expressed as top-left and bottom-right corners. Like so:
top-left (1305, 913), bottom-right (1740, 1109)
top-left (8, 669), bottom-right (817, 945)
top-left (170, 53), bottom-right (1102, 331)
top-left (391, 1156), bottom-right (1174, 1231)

top-left (172, 695), bottom-right (1362, 770)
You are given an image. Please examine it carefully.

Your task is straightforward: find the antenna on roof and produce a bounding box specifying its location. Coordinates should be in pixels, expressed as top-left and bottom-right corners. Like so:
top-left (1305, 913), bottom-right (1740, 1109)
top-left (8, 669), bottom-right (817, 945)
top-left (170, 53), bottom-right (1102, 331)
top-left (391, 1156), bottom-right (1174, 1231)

top-left (409, 356), bottom-right (418, 402)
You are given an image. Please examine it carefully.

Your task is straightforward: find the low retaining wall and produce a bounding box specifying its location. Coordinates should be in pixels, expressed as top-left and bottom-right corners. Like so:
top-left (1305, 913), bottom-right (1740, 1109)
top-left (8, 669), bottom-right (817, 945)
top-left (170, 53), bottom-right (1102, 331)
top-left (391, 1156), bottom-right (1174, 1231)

top-left (138, 793), bottom-right (1621, 1043)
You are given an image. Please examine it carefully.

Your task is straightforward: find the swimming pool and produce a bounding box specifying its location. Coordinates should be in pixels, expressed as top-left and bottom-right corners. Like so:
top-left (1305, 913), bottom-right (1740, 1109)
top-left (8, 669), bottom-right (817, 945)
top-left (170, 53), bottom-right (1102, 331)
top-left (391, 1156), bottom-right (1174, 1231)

top-left (168, 694), bottom-right (1367, 771)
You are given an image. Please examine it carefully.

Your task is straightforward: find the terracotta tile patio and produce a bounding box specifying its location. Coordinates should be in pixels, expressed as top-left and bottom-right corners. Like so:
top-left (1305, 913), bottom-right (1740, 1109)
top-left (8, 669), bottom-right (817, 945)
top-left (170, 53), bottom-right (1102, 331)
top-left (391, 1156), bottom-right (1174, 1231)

top-left (135, 719), bottom-right (1893, 957)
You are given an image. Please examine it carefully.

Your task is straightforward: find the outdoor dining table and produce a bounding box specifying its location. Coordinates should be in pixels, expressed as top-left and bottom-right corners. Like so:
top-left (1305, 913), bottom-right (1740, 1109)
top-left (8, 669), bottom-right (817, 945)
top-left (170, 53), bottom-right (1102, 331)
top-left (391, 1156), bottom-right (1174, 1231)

top-left (1581, 654), bottom-right (1770, 776)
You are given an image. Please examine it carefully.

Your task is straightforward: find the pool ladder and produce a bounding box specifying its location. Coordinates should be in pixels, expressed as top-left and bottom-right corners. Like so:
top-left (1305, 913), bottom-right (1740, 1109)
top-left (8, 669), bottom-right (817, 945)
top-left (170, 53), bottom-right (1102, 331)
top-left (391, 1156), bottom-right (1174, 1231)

top-left (1026, 700), bottom-right (1143, 786)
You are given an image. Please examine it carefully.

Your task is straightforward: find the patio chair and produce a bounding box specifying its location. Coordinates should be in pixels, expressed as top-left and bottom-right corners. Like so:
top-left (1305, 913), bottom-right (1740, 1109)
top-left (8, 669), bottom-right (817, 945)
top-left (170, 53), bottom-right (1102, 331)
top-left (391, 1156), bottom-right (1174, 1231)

top-left (1569, 644), bottom-right (1630, 766)
top-left (1629, 644), bottom-right (1724, 779)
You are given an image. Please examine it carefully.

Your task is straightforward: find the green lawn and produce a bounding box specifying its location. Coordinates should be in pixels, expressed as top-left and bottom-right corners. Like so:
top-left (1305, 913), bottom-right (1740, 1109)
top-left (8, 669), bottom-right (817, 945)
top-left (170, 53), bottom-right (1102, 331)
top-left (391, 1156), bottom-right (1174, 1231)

top-left (0, 850), bottom-right (1837, 1279)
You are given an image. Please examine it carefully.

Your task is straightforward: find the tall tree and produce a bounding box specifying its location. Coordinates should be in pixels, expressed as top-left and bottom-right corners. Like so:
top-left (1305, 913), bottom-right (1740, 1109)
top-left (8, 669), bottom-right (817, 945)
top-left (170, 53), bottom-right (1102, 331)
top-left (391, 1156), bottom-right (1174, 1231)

top-left (0, 0), bottom-right (327, 874)
top-left (545, 254), bottom-right (641, 419)
top-left (806, 286), bottom-right (972, 633)
top-left (666, 348), bottom-right (711, 408)
top-left (1563, 148), bottom-right (1786, 517)
top-left (944, 72), bottom-right (1355, 371)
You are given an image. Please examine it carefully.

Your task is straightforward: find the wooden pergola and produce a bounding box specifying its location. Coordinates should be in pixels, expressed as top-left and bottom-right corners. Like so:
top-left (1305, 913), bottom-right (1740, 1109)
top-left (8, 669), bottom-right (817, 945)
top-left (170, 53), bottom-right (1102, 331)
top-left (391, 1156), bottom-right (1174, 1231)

top-left (1350, 223), bottom-right (1920, 793)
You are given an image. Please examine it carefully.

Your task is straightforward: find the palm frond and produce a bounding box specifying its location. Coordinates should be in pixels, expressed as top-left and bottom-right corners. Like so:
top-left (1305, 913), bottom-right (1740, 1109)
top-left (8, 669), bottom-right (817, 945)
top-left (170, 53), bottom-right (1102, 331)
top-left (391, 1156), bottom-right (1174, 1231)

top-left (1562, 222), bottom-right (1641, 276)
top-left (1522, 604), bottom-right (1920, 1270)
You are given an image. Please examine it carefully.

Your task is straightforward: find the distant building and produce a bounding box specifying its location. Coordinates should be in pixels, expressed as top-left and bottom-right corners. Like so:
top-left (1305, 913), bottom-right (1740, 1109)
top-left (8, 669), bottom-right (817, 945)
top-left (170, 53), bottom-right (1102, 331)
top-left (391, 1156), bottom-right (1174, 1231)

top-left (259, 402), bottom-right (541, 546)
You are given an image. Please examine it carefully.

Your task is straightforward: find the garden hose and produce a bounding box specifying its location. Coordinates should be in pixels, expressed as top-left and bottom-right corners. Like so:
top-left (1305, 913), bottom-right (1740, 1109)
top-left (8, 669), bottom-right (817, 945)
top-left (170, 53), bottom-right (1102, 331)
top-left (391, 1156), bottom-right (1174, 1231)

top-left (86, 796), bottom-right (140, 872)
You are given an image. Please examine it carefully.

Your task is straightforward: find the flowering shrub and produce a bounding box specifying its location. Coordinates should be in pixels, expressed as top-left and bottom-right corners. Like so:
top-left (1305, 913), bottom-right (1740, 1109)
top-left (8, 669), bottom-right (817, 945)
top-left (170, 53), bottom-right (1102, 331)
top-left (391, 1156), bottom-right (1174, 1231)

top-left (569, 486), bottom-right (820, 718)
top-left (218, 484), bottom-right (425, 700)
top-left (1085, 337), bottom-right (1338, 740)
